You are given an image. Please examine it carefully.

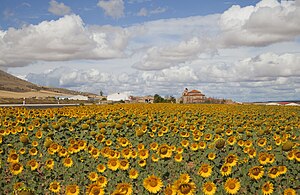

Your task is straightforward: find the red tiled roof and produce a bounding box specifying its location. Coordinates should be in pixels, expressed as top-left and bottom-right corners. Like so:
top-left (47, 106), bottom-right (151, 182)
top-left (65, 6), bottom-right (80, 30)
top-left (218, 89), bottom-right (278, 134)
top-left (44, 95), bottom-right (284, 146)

top-left (189, 89), bottom-right (201, 93)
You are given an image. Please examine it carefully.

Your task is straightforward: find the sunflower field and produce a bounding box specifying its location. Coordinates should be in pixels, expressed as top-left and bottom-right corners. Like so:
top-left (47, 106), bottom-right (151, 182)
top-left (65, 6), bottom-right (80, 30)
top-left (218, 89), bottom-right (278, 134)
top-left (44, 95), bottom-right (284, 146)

top-left (0, 104), bottom-right (299, 195)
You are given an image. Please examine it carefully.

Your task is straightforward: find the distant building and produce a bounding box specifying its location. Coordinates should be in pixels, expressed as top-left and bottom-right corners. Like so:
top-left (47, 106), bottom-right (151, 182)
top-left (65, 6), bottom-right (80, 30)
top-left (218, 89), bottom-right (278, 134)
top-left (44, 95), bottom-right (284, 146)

top-left (182, 88), bottom-right (206, 104)
top-left (107, 93), bottom-right (129, 102)
top-left (69, 95), bottom-right (89, 101)
top-left (129, 95), bottom-right (154, 103)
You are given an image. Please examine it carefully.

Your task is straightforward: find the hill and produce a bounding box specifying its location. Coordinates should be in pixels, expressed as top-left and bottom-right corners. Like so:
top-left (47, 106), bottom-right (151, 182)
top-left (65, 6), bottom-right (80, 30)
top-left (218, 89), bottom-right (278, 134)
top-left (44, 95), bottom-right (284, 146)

top-left (0, 69), bottom-right (96, 98)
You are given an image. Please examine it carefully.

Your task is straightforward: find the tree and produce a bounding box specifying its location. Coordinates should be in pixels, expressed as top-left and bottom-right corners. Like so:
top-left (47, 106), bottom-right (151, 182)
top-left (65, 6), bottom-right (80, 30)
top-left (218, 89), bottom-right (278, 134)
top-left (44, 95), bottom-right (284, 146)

top-left (99, 90), bottom-right (104, 96)
top-left (154, 94), bottom-right (164, 103)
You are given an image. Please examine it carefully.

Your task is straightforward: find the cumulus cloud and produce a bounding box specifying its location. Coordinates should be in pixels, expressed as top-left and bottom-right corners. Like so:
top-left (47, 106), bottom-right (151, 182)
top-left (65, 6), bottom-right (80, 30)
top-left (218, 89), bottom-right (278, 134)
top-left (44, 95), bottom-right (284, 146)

top-left (220, 0), bottom-right (300, 47)
top-left (48, 0), bottom-right (72, 16)
top-left (97, 0), bottom-right (124, 19)
top-left (137, 7), bottom-right (167, 17)
top-left (132, 37), bottom-right (214, 70)
top-left (0, 15), bottom-right (130, 68)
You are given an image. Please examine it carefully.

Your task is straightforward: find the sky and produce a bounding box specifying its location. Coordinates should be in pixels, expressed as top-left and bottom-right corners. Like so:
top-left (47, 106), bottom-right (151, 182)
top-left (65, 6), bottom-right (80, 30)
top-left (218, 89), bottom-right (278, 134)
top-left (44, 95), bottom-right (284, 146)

top-left (0, 0), bottom-right (300, 102)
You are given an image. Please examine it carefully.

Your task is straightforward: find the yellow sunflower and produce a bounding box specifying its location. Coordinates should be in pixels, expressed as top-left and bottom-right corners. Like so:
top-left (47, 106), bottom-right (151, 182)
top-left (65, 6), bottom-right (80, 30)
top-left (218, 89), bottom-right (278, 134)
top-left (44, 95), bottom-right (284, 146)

top-left (278, 165), bottom-right (287, 175)
top-left (107, 158), bottom-right (119, 171)
top-left (150, 142), bottom-right (159, 151)
top-left (190, 143), bottom-right (198, 151)
top-left (88, 172), bottom-right (98, 182)
top-left (45, 159), bottom-right (54, 170)
top-left (220, 164), bottom-right (232, 176)
top-left (143, 175), bottom-right (163, 194)
top-left (258, 153), bottom-right (269, 165)
top-left (29, 148), bottom-right (38, 156)
top-left (86, 183), bottom-right (104, 195)
top-left (248, 166), bottom-right (264, 180)
top-left (63, 157), bottom-right (73, 168)
top-left (225, 154), bottom-right (238, 167)
top-left (138, 159), bottom-right (147, 167)
top-left (181, 140), bottom-right (189, 148)
top-left (257, 138), bottom-right (267, 147)
top-left (97, 164), bottom-right (106, 173)
top-left (65, 184), bottom-right (80, 195)
top-left (121, 148), bottom-right (131, 159)
top-left (49, 181), bottom-right (60, 193)
top-left (283, 188), bottom-right (297, 195)
top-left (268, 167), bottom-right (280, 179)
top-left (208, 153), bottom-right (216, 161)
top-left (202, 181), bottom-right (217, 195)
top-left (262, 181), bottom-right (273, 195)
top-left (224, 178), bottom-right (240, 194)
top-left (199, 141), bottom-right (206, 150)
top-left (58, 148), bottom-right (68, 157)
top-left (129, 168), bottom-right (139, 179)
top-left (198, 163), bottom-right (212, 178)
top-left (164, 185), bottom-right (176, 195)
top-left (27, 159), bottom-right (39, 171)
top-left (7, 152), bottom-right (19, 163)
top-left (173, 180), bottom-right (196, 195)
top-left (139, 149), bottom-right (149, 160)
top-left (10, 162), bottom-right (23, 175)
top-left (157, 144), bottom-right (172, 158)
top-left (119, 159), bottom-right (129, 170)
top-left (97, 176), bottom-right (108, 188)
top-left (179, 173), bottom-right (190, 183)
top-left (115, 183), bottom-right (133, 195)
top-left (174, 153), bottom-right (183, 162)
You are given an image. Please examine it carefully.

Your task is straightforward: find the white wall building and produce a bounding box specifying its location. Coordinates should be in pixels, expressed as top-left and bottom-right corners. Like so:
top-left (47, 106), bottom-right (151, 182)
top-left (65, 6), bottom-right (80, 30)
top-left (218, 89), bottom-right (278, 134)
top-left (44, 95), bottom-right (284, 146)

top-left (107, 93), bottom-right (129, 101)
top-left (69, 95), bottom-right (89, 101)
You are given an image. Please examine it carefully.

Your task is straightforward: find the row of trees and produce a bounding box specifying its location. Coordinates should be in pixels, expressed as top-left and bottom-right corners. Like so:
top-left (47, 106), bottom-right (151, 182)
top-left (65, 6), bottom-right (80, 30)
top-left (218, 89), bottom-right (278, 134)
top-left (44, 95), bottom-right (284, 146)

top-left (154, 94), bottom-right (176, 103)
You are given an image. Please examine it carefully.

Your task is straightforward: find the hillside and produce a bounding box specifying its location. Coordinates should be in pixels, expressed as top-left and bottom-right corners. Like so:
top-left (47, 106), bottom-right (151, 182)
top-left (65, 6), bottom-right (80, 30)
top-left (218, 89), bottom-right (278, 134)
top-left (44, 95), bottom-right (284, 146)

top-left (0, 70), bottom-right (96, 98)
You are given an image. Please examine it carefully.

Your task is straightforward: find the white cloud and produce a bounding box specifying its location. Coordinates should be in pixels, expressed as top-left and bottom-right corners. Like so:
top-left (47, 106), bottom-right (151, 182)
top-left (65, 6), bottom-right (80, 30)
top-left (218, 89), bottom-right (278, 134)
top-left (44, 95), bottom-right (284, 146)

top-left (97, 0), bottom-right (124, 19)
top-left (137, 8), bottom-right (148, 16)
top-left (132, 37), bottom-right (214, 70)
top-left (0, 15), bottom-right (130, 68)
top-left (137, 7), bottom-right (167, 17)
top-left (220, 0), bottom-right (300, 47)
top-left (48, 0), bottom-right (72, 16)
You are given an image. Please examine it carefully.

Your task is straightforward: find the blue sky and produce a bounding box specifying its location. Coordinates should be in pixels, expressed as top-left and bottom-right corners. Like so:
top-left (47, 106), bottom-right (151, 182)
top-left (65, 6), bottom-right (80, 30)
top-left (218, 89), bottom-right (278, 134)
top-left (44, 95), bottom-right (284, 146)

top-left (0, 0), bottom-right (300, 102)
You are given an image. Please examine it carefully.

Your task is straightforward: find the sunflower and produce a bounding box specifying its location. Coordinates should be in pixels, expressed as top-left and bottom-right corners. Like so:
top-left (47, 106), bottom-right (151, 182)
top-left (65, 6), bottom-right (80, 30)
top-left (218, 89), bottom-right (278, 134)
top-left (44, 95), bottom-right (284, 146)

top-left (129, 168), bottom-right (139, 179)
top-left (247, 148), bottom-right (256, 158)
top-left (32, 140), bottom-right (39, 147)
top-left (19, 147), bottom-right (26, 155)
top-left (7, 152), bottom-right (19, 163)
top-left (294, 150), bottom-right (300, 162)
top-left (198, 163), bottom-right (212, 178)
top-left (150, 142), bottom-right (159, 151)
top-left (202, 182), bottom-right (217, 195)
top-left (35, 130), bottom-right (43, 139)
top-left (91, 148), bottom-right (100, 159)
top-left (268, 167), bottom-right (280, 179)
top-left (190, 143), bottom-right (198, 151)
top-left (115, 183), bottom-right (133, 195)
top-left (65, 184), bottom-right (80, 195)
top-left (10, 162), bottom-right (23, 175)
top-left (107, 158), bottom-right (119, 171)
top-left (50, 143), bottom-right (60, 153)
top-left (220, 164), bottom-right (232, 176)
top-left (164, 185), bottom-right (176, 195)
top-left (227, 136), bottom-right (236, 146)
top-left (143, 175), bottom-right (163, 194)
top-left (204, 133), bottom-right (212, 141)
top-left (157, 144), bottom-right (172, 158)
top-left (258, 153), bottom-right (269, 165)
top-left (278, 165), bottom-right (287, 175)
top-left (63, 157), bottom-right (73, 168)
top-left (131, 150), bottom-right (138, 158)
top-left (181, 140), bottom-right (189, 148)
top-left (49, 181), bottom-right (60, 193)
top-left (27, 159), bottom-right (39, 171)
top-left (248, 166), bottom-right (264, 180)
top-left (121, 148), bottom-right (131, 159)
top-left (29, 148), bottom-right (38, 156)
top-left (138, 159), bottom-right (147, 167)
top-left (119, 159), bottom-right (129, 170)
top-left (268, 154), bottom-right (275, 164)
top-left (174, 153), bottom-right (183, 162)
top-left (286, 150), bottom-right (294, 160)
top-left (237, 140), bottom-right (244, 147)
top-left (97, 176), bottom-right (108, 188)
top-left (208, 153), bottom-right (216, 161)
top-left (283, 188), bottom-right (297, 195)
top-left (199, 141), bottom-right (206, 150)
top-left (179, 173), bottom-right (191, 183)
top-left (177, 147), bottom-right (184, 154)
top-left (225, 154), bottom-right (238, 167)
top-left (257, 138), bottom-right (267, 147)
top-left (139, 149), bottom-right (149, 160)
top-left (58, 148), bottom-right (68, 157)
top-left (137, 143), bottom-right (145, 150)
top-left (86, 183), bottom-right (104, 195)
top-left (45, 159), bottom-right (54, 170)
top-left (88, 172), bottom-right (98, 182)
top-left (173, 180), bottom-right (196, 195)
top-left (13, 182), bottom-right (25, 190)
top-left (261, 181), bottom-right (273, 195)
top-left (224, 178), bottom-right (240, 194)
